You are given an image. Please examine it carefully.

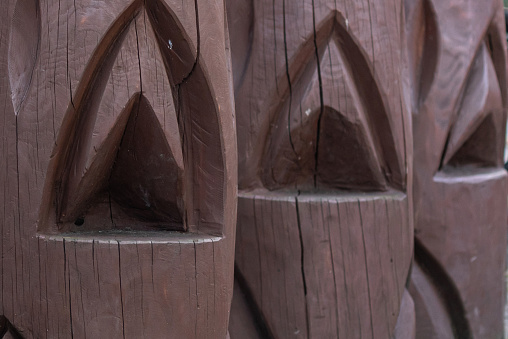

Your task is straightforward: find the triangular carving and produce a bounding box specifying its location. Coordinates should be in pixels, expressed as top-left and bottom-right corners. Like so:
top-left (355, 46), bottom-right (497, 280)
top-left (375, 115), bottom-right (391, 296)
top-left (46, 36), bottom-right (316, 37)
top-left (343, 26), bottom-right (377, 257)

top-left (441, 41), bottom-right (504, 168)
top-left (317, 107), bottom-right (387, 190)
top-left (447, 114), bottom-right (499, 168)
top-left (40, 0), bottom-right (225, 235)
top-left (261, 11), bottom-right (398, 191)
top-left (109, 94), bottom-right (182, 225)
top-left (55, 92), bottom-right (183, 230)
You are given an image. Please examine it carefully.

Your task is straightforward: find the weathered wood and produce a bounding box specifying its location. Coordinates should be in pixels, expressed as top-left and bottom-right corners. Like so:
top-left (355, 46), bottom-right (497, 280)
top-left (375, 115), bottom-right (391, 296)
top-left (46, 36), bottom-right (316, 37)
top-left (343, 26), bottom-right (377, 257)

top-left (227, 0), bottom-right (414, 338)
top-left (406, 0), bottom-right (508, 338)
top-left (0, 0), bottom-right (237, 337)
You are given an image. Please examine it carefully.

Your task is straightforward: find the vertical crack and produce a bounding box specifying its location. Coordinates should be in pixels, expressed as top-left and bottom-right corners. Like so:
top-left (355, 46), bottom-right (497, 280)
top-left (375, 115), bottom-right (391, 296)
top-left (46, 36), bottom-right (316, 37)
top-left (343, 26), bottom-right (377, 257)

top-left (336, 201), bottom-right (352, 333)
top-left (117, 242), bottom-right (126, 339)
top-left (294, 197), bottom-right (309, 338)
top-left (324, 202), bottom-right (340, 337)
top-left (150, 241), bottom-right (155, 292)
top-left (282, 0), bottom-right (297, 156)
top-left (252, 197), bottom-right (263, 304)
top-left (357, 201), bottom-right (375, 338)
top-left (193, 241), bottom-right (199, 337)
top-left (272, 0), bottom-right (279, 91)
top-left (75, 243), bottom-right (86, 339)
top-left (63, 239), bottom-right (74, 338)
top-left (14, 114), bottom-right (20, 311)
top-left (367, 0), bottom-right (376, 72)
top-left (134, 19), bottom-right (143, 92)
top-left (311, 0), bottom-right (325, 188)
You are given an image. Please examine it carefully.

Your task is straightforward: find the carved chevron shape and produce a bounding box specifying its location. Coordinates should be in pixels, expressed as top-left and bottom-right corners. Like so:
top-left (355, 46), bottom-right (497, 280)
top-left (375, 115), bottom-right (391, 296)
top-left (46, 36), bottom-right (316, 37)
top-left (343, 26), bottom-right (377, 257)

top-left (41, 0), bottom-right (225, 234)
top-left (260, 11), bottom-right (402, 191)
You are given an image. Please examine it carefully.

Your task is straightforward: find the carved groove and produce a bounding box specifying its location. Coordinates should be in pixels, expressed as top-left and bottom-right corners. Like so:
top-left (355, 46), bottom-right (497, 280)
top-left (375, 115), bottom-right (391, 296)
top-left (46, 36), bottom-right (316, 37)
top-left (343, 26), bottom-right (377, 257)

top-left (413, 239), bottom-right (472, 339)
top-left (41, 0), bottom-right (225, 235)
top-left (8, 0), bottom-right (41, 115)
top-left (260, 11), bottom-right (401, 191)
top-left (145, 0), bottom-right (196, 86)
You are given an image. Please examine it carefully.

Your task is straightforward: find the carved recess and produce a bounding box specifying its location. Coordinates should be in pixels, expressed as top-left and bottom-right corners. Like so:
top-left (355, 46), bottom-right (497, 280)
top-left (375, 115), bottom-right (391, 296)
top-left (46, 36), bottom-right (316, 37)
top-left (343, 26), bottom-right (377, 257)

top-left (406, 0), bottom-right (508, 338)
top-left (39, 0), bottom-right (225, 235)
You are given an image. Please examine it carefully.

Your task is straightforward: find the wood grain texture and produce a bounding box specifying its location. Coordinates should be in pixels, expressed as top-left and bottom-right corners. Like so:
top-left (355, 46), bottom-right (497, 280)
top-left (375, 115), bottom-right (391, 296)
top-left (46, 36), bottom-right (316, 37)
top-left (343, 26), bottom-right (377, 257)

top-left (228, 0), bottom-right (413, 337)
top-left (406, 0), bottom-right (508, 338)
top-left (0, 0), bottom-right (237, 337)
top-left (233, 192), bottom-right (412, 339)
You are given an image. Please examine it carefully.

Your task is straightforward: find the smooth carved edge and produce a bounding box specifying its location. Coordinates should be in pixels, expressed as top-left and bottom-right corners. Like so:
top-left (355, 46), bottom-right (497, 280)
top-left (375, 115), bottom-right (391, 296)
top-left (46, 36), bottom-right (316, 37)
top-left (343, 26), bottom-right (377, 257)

top-left (8, 0), bottom-right (41, 115)
top-left (259, 11), bottom-right (403, 191)
top-left (40, 0), bottom-right (226, 236)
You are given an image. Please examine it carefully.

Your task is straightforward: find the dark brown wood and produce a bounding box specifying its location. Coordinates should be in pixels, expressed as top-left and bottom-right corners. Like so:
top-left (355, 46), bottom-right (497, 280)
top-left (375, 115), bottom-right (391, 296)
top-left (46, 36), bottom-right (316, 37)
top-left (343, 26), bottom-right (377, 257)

top-left (227, 1), bottom-right (415, 338)
top-left (0, 0), bottom-right (237, 337)
top-left (405, 0), bottom-right (508, 338)
top-left (1, 0), bottom-right (507, 337)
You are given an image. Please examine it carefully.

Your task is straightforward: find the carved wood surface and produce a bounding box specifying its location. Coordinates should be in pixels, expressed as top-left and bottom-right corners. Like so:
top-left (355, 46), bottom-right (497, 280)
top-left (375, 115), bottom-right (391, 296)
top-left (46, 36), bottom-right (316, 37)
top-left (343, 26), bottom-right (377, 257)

top-left (0, 0), bottom-right (506, 337)
top-left (406, 0), bottom-right (508, 338)
top-left (0, 0), bottom-right (237, 337)
top-left (228, 0), bottom-right (414, 338)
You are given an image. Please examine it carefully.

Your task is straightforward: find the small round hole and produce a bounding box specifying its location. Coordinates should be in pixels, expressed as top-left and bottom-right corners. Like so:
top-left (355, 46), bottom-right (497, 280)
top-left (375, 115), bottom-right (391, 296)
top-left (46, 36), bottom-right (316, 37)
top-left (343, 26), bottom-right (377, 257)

top-left (74, 217), bottom-right (85, 226)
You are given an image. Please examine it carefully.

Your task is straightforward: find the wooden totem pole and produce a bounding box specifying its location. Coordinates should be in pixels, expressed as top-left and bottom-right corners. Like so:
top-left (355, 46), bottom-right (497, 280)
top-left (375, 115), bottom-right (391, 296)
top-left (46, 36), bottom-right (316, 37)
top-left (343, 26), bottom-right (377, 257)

top-left (0, 0), bottom-right (237, 337)
top-left (0, 0), bottom-right (507, 337)
top-left (227, 0), bottom-right (415, 338)
top-left (406, 0), bottom-right (508, 338)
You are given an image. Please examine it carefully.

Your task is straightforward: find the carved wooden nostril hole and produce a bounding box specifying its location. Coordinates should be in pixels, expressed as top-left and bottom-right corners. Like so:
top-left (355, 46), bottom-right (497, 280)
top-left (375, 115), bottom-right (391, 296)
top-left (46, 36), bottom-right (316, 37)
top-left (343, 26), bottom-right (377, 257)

top-left (74, 217), bottom-right (85, 227)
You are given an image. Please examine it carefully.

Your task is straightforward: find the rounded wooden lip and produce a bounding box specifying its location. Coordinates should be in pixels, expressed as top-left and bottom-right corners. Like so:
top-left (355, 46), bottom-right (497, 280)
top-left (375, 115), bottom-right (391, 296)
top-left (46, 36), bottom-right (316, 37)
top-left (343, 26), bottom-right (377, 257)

top-left (434, 166), bottom-right (507, 181)
top-left (238, 188), bottom-right (406, 201)
top-left (37, 231), bottom-right (224, 244)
